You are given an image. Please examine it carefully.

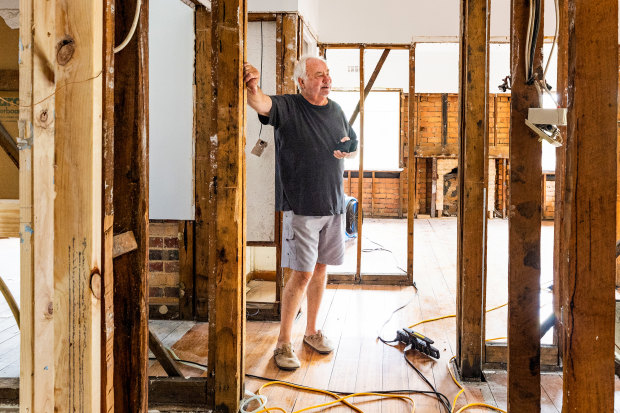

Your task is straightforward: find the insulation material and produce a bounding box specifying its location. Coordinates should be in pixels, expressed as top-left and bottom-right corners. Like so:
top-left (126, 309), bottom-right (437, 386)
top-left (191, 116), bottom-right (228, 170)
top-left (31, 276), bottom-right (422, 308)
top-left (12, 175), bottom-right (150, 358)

top-left (246, 21), bottom-right (277, 242)
top-left (149, 0), bottom-right (195, 220)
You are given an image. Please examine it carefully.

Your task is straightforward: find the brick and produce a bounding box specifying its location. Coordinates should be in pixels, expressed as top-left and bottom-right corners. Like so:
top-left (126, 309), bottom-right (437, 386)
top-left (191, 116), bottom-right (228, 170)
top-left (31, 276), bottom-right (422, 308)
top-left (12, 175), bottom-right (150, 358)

top-left (149, 261), bottom-right (164, 272)
top-left (149, 287), bottom-right (164, 297)
top-left (164, 287), bottom-right (180, 298)
top-left (164, 261), bottom-right (180, 273)
top-left (164, 237), bottom-right (179, 248)
top-left (149, 237), bottom-right (163, 248)
top-left (149, 249), bottom-right (163, 260)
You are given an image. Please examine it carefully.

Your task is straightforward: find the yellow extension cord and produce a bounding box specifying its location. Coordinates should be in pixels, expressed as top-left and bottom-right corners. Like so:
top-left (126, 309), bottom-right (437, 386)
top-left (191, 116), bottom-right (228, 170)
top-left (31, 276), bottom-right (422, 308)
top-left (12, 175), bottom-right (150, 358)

top-left (249, 303), bottom-right (510, 413)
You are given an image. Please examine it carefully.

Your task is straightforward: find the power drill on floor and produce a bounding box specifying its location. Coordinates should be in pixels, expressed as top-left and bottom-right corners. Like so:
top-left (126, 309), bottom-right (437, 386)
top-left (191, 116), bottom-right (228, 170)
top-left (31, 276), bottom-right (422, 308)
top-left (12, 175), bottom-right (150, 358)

top-left (396, 327), bottom-right (440, 359)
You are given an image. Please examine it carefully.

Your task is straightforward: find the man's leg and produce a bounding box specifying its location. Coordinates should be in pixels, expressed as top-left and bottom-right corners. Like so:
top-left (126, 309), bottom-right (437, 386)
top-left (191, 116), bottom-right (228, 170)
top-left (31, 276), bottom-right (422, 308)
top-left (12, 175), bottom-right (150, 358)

top-left (305, 263), bottom-right (327, 336)
top-left (277, 269), bottom-right (312, 347)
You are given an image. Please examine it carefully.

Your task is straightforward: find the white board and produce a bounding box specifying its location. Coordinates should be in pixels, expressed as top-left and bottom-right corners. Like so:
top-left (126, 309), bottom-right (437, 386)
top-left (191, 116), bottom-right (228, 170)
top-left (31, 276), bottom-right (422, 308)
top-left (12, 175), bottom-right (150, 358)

top-left (246, 21), bottom-right (277, 242)
top-left (149, 0), bottom-right (195, 220)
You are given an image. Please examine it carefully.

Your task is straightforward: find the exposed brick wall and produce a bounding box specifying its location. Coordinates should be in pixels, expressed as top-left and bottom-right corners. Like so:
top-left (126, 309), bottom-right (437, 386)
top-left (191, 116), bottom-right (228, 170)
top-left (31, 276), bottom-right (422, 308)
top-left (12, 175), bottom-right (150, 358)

top-left (149, 221), bottom-right (181, 319)
top-left (344, 172), bottom-right (408, 218)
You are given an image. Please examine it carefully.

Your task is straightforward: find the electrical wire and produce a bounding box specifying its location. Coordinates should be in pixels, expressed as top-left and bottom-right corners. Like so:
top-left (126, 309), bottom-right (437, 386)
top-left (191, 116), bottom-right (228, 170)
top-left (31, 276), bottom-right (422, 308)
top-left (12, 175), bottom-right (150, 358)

top-left (114, 0), bottom-right (142, 54)
top-left (408, 302), bottom-right (507, 329)
top-left (377, 297), bottom-right (414, 344)
top-left (403, 352), bottom-right (452, 412)
top-left (363, 236), bottom-right (408, 275)
top-left (258, 21), bottom-right (264, 139)
top-left (448, 356), bottom-right (507, 413)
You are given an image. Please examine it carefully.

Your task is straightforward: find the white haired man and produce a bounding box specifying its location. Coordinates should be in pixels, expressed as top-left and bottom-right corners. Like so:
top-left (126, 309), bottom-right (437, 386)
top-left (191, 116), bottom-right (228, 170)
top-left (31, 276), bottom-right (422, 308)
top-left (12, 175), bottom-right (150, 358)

top-left (243, 55), bottom-right (358, 370)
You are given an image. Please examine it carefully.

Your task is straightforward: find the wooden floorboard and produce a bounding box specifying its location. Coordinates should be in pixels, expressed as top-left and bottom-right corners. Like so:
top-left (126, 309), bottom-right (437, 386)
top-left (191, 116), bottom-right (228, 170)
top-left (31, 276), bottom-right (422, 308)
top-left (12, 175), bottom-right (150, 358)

top-left (2, 219), bottom-right (620, 411)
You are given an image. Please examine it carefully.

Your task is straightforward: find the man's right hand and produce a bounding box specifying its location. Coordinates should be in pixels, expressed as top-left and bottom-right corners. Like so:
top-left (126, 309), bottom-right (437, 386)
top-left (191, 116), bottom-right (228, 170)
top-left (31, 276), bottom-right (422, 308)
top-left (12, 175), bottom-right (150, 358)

top-left (244, 63), bottom-right (260, 95)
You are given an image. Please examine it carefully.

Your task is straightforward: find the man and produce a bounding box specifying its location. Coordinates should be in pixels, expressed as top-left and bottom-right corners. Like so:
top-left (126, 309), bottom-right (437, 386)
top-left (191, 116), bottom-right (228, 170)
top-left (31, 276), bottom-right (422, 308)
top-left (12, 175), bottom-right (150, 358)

top-left (243, 55), bottom-right (358, 370)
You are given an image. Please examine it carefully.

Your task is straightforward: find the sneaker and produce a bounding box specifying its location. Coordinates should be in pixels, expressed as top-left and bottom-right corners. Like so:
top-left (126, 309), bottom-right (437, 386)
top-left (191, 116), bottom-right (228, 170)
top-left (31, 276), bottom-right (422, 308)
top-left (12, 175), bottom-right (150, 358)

top-left (303, 330), bottom-right (334, 354)
top-left (273, 343), bottom-right (301, 370)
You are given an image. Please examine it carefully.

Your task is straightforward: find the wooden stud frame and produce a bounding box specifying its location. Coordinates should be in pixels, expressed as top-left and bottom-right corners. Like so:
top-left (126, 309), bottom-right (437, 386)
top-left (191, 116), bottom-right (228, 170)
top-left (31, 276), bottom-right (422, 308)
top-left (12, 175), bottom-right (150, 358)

top-left (507, 0), bottom-right (544, 410)
top-left (207, 1), bottom-right (247, 411)
top-left (561, 0), bottom-right (617, 410)
top-left (19, 0), bottom-right (104, 409)
top-left (322, 44), bottom-right (416, 286)
top-left (456, 0), bottom-right (489, 380)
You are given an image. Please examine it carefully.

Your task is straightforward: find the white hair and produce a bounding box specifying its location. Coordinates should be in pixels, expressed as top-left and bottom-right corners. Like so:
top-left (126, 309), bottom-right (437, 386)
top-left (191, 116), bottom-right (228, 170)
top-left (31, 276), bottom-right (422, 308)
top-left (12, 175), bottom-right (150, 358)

top-left (293, 55), bottom-right (328, 90)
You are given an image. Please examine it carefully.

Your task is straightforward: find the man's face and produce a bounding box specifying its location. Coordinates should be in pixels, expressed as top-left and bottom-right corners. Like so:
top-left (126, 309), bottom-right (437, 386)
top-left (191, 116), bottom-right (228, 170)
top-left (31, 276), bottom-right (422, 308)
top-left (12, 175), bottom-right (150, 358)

top-left (299, 59), bottom-right (331, 99)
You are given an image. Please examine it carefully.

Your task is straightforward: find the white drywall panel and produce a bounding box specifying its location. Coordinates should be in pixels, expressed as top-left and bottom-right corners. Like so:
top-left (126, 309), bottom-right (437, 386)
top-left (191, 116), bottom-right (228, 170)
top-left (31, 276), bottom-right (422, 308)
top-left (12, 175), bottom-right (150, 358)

top-left (246, 21), bottom-right (277, 242)
top-left (149, 0), bottom-right (195, 220)
top-left (317, 0), bottom-right (561, 44)
top-left (248, 0), bottom-right (297, 12)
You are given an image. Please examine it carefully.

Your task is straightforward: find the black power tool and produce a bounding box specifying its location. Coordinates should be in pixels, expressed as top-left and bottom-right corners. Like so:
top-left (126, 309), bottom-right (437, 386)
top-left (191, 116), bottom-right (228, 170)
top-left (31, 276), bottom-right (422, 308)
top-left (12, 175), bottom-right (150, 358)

top-left (396, 327), bottom-right (440, 359)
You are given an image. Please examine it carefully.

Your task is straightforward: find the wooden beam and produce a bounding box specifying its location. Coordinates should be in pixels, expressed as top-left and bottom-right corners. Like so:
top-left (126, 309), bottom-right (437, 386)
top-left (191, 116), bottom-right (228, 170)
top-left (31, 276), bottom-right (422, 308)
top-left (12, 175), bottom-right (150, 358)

top-left (485, 343), bottom-right (558, 366)
top-left (148, 377), bottom-right (208, 408)
top-left (272, 13), bottom-right (298, 313)
top-left (21, 0), bottom-right (57, 408)
top-left (112, 231), bottom-right (138, 258)
top-left (101, 0), bottom-right (115, 409)
top-left (148, 329), bottom-right (183, 377)
top-left (0, 199), bottom-right (18, 238)
top-left (456, 0), bottom-right (489, 380)
top-left (552, 0), bottom-right (568, 355)
top-left (53, 0), bottom-right (104, 409)
top-left (0, 121), bottom-right (18, 168)
top-left (348, 49), bottom-right (390, 125)
top-left (178, 221), bottom-right (195, 320)
top-left (441, 93), bottom-right (448, 148)
top-left (561, 0), bottom-right (617, 410)
top-left (507, 0), bottom-right (543, 410)
top-left (0, 69), bottom-right (19, 90)
top-left (430, 158), bottom-right (437, 218)
top-left (113, 0), bottom-right (149, 410)
top-left (414, 145), bottom-right (508, 158)
top-left (194, 6), bottom-right (214, 323)
top-left (208, 1), bottom-right (246, 411)
top-left (356, 47), bottom-right (364, 279)
top-left (407, 44), bottom-right (416, 283)
top-left (17, 0), bottom-right (35, 408)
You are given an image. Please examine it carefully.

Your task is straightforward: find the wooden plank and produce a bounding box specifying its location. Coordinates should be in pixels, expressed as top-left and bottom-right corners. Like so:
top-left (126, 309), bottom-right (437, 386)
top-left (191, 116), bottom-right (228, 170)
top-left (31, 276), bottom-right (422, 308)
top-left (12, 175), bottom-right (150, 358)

top-left (53, 0), bottom-right (103, 409)
top-left (430, 158), bottom-right (437, 218)
top-left (194, 6), bottom-right (214, 322)
top-left (415, 145), bottom-right (508, 158)
top-left (113, 0), bottom-right (149, 410)
top-left (441, 93), bottom-right (448, 148)
top-left (356, 47), bottom-right (364, 280)
top-left (456, 0), bottom-right (489, 379)
top-left (17, 0), bottom-right (34, 409)
top-left (148, 329), bottom-right (183, 377)
top-left (148, 377), bottom-right (208, 407)
top-left (407, 44), bottom-right (416, 284)
top-left (208, 1), bottom-right (246, 411)
top-left (348, 49), bottom-right (390, 125)
top-left (179, 221), bottom-right (195, 320)
top-left (0, 69), bottom-right (19, 91)
top-left (561, 0), bottom-right (617, 411)
top-left (26, 0), bottom-right (57, 408)
top-left (112, 231), bottom-right (137, 258)
top-left (508, 0), bottom-right (544, 410)
top-left (371, 171), bottom-right (375, 217)
top-left (101, 0), bottom-right (115, 409)
top-left (320, 43), bottom-right (410, 50)
top-left (0, 200), bottom-right (18, 238)
top-left (0, 121), bottom-right (18, 168)
top-left (485, 343), bottom-right (558, 366)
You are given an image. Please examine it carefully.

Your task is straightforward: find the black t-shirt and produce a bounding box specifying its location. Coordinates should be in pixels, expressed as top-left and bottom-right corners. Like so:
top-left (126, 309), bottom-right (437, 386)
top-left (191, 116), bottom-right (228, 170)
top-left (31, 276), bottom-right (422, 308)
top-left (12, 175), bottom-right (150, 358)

top-left (259, 94), bottom-right (358, 216)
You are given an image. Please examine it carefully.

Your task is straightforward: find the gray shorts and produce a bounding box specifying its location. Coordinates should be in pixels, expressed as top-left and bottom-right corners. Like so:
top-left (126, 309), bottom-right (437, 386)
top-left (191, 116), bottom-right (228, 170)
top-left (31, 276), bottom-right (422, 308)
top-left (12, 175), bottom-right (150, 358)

top-left (281, 211), bottom-right (345, 273)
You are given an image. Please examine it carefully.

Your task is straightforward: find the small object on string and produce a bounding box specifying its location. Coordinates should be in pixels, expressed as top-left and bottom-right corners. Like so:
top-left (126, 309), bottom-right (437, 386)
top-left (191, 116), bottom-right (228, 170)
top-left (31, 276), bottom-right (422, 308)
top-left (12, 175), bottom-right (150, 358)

top-left (251, 139), bottom-right (268, 157)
